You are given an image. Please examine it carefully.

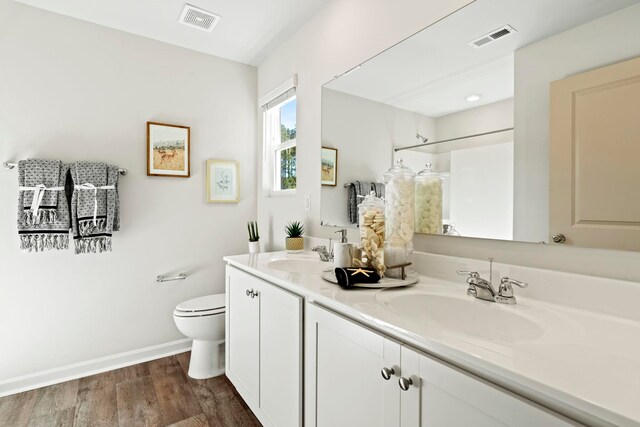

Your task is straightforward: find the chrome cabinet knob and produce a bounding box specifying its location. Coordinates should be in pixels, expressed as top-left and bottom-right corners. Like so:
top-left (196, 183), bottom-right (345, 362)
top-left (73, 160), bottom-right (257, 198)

top-left (246, 289), bottom-right (258, 298)
top-left (398, 376), bottom-right (413, 391)
top-left (380, 367), bottom-right (395, 380)
top-left (552, 234), bottom-right (566, 244)
top-left (246, 289), bottom-right (251, 297)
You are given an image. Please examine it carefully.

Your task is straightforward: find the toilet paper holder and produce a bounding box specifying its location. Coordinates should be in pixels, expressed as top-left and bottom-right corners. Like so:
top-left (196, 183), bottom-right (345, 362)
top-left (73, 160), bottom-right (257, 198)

top-left (157, 273), bottom-right (187, 283)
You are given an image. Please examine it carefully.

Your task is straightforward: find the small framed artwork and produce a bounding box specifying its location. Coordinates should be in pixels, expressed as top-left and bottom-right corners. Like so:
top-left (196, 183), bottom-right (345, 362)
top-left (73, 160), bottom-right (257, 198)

top-left (321, 147), bottom-right (338, 186)
top-left (207, 159), bottom-right (239, 203)
top-left (147, 122), bottom-right (190, 177)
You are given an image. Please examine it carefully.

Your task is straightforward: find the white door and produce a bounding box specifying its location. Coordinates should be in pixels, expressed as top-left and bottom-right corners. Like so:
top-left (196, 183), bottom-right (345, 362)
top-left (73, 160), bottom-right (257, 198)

top-left (412, 348), bottom-right (573, 427)
top-left (305, 303), bottom-right (401, 427)
top-left (226, 267), bottom-right (260, 408)
top-left (550, 56), bottom-right (640, 250)
top-left (258, 280), bottom-right (303, 427)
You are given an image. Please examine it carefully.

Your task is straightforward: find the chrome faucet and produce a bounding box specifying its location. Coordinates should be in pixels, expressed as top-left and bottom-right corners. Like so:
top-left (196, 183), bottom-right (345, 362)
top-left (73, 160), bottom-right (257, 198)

top-left (313, 231), bottom-right (346, 262)
top-left (312, 244), bottom-right (333, 262)
top-left (457, 259), bottom-right (528, 304)
top-left (457, 271), bottom-right (497, 301)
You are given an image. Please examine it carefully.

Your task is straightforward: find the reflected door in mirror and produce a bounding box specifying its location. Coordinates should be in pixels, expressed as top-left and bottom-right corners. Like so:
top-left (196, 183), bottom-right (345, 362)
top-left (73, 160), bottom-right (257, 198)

top-left (550, 56), bottom-right (640, 251)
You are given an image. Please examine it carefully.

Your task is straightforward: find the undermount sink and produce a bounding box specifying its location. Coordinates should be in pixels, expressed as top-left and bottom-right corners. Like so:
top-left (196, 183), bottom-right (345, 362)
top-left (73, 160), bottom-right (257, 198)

top-left (265, 257), bottom-right (329, 274)
top-left (378, 291), bottom-right (545, 343)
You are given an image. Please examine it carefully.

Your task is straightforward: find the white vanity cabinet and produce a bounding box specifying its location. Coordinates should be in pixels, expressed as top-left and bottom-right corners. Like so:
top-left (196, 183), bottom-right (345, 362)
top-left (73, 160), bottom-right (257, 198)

top-left (305, 302), bottom-right (402, 427)
top-left (306, 302), bottom-right (574, 427)
top-left (225, 266), bottom-right (302, 427)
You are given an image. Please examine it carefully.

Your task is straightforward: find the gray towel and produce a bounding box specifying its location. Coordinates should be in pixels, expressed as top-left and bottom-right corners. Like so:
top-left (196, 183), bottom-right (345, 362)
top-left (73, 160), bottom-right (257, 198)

top-left (348, 181), bottom-right (372, 224)
top-left (372, 182), bottom-right (385, 200)
top-left (20, 159), bottom-right (62, 226)
top-left (17, 161), bottom-right (70, 252)
top-left (71, 162), bottom-right (120, 254)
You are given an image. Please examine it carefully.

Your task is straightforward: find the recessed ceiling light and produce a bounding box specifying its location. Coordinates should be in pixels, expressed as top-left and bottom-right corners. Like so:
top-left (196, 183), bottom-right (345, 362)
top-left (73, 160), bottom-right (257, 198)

top-left (466, 94), bottom-right (482, 102)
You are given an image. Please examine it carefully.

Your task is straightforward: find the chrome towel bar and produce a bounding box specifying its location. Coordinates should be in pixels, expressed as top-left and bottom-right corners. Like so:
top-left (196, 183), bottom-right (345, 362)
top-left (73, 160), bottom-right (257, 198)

top-left (3, 161), bottom-right (128, 175)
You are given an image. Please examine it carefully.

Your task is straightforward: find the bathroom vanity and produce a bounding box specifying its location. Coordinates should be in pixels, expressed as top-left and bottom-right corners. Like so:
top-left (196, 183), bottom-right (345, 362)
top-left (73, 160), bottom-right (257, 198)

top-left (224, 252), bottom-right (640, 427)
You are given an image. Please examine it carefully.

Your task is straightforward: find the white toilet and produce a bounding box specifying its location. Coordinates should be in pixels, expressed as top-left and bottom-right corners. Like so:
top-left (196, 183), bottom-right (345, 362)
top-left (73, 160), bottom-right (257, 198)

top-left (173, 293), bottom-right (225, 379)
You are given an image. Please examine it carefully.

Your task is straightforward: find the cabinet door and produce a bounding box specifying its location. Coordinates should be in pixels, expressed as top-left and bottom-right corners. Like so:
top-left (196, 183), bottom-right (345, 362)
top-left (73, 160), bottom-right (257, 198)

top-left (550, 56), bottom-right (640, 250)
top-left (413, 349), bottom-right (573, 427)
top-left (225, 267), bottom-right (260, 408)
top-left (305, 303), bottom-right (401, 427)
top-left (258, 280), bottom-right (302, 427)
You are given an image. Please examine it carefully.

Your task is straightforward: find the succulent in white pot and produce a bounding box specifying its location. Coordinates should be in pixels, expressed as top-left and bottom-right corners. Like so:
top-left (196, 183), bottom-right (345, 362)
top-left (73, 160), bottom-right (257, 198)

top-left (247, 221), bottom-right (260, 254)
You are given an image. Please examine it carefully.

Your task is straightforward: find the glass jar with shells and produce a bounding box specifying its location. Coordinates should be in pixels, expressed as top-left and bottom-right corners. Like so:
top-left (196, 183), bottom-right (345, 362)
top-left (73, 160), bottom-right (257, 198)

top-left (357, 192), bottom-right (385, 276)
top-left (383, 159), bottom-right (415, 278)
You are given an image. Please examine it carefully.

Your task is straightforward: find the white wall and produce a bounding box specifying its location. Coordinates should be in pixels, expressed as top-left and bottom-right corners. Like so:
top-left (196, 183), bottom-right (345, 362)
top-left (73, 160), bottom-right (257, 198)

top-left (449, 142), bottom-right (514, 240)
top-left (257, 0), bottom-right (640, 282)
top-left (320, 88), bottom-right (435, 227)
top-left (0, 0), bottom-right (257, 383)
top-left (435, 98), bottom-right (514, 152)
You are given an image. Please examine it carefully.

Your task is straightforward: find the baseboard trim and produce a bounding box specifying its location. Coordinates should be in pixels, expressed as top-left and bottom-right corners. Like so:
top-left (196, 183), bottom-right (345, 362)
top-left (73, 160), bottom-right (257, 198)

top-left (0, 338), bottom-right (192, 398)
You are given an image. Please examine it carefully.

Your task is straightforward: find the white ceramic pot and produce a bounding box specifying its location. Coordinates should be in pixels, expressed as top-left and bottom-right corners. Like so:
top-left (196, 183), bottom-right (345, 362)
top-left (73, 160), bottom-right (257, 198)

top-left (248, 241), bottom-right (260, 254)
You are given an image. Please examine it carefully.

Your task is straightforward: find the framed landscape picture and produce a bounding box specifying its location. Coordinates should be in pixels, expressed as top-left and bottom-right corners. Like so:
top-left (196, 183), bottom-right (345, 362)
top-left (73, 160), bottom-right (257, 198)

top-left (207, 159), bottom-right (239, 203)
top-left (147, 122), bottom-right (190, 177)
top-left (321, 147), bottom-right (338, 186)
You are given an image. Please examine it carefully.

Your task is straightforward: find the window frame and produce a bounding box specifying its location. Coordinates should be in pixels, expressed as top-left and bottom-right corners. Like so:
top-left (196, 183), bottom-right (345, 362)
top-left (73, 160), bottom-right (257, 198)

top-left (264, 93), bottom-right (297, 196)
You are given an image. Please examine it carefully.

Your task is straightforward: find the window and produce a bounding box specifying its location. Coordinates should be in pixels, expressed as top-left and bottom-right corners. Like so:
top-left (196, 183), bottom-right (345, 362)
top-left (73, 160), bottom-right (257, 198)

top-left (263, 82), bottom-right (297, 194)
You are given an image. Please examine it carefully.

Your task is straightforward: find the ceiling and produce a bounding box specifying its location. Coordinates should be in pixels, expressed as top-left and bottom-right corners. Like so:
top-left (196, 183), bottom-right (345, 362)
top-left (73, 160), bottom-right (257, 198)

top-left (12, 0), bottom-right (330, 65)
top-left (325, 0), bottom-right (640, 117)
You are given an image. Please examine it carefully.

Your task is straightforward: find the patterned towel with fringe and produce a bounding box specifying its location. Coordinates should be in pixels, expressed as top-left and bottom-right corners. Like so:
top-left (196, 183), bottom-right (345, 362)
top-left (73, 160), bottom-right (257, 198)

top-left (70, 162), bottom-right (120, 254)
top-left (17, 160), bottom-right (71, 252)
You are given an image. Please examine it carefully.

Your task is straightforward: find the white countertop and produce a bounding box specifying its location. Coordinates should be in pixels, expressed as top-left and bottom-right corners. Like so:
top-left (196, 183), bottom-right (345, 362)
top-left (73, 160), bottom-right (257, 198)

top-left (224, 251), bottom-right (640, 427)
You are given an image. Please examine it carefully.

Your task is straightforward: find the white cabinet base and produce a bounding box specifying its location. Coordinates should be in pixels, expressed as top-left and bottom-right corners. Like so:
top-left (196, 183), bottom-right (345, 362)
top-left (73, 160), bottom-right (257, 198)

top-left (225, 266), bottom-right (302, 427)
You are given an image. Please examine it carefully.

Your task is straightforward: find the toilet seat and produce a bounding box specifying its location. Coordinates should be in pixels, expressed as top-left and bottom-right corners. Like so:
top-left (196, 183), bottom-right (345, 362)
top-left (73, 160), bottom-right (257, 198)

top-left (173, 294), bottom-right (225, 318)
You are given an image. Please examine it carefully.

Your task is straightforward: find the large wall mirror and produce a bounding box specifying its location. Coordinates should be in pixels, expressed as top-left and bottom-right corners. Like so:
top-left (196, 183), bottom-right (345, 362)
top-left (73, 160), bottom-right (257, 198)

top-left (321, 0), bottom-right (640, 250)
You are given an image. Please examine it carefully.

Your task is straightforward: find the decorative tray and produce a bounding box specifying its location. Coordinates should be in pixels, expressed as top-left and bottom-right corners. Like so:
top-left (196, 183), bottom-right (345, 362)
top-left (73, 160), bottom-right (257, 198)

top-left (321, 270), bottom-right (419, 289)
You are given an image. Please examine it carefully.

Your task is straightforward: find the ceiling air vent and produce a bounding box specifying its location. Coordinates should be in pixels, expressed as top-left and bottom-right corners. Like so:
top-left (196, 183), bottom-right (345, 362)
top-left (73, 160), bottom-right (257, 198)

top-left (469, 25), bottom-right (517, 49)
top-left (178, 4), bottom-right (221, 32)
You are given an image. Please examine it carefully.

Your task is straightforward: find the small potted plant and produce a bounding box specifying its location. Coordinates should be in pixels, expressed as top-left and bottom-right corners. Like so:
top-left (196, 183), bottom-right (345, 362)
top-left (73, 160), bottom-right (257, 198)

top-left (285, 221), bottom-right (304, 253)
top-left (247, 221), bottom-right (260, 254)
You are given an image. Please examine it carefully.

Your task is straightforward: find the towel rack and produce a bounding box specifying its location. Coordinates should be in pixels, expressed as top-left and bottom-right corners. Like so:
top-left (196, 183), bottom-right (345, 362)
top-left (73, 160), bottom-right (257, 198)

top-left (3, 161), bottom-right (128, 175)
top-left (157, 273), bottom-right (187, 283)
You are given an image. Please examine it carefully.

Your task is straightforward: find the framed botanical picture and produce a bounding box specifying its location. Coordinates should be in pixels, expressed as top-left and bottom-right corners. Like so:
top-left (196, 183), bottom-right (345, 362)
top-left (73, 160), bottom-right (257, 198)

top-left (321, 147), bottom-right (338, 186)
top-left (147, 122), bottom-right (190, 177)
top-left (207, 159), bottom-right (239, 203)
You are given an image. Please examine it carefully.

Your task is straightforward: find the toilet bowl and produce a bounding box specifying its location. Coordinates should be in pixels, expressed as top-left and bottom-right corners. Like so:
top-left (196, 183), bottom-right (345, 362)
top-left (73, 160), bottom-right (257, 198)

top-left (173, 293), bottom-right (225, 379)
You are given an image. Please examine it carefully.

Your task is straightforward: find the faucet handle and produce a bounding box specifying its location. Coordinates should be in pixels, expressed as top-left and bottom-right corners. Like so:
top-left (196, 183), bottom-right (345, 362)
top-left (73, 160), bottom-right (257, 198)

top-left (498, 276), bottom-right (528, 300)
top-left (500, 277), bottom-right (528, 288)
top-left (456, 270), bottom-right (480, 278)
top-left (312, 245), bottom-right (327, 252)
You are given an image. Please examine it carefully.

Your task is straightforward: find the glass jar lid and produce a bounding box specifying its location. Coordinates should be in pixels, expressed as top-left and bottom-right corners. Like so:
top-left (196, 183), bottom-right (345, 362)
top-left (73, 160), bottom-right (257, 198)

top-left (416, 163), bottom-right (443, 181)
top-left (359, 191), bottom-right (384, 209)
top-left (384, 159), bottom-right (416, 182)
